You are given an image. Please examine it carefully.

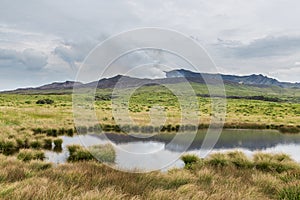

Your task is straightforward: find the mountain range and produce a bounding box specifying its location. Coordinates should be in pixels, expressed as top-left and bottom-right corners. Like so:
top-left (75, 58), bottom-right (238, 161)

top-left (3, 69), bottom-right (300, 93)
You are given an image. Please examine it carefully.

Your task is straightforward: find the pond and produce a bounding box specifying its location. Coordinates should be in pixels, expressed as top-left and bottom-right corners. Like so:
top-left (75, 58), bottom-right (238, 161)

top-left (45, 129), bottom-right (300, 171)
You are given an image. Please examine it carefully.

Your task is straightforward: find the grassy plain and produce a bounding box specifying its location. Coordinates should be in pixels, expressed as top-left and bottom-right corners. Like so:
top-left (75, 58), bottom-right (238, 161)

top-left (0, 82), bottom-right (299, 138)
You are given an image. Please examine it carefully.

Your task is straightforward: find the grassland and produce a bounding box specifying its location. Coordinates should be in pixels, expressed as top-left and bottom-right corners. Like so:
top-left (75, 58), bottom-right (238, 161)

top-left (0, 82), bottom-right (299, 138)
top-left (0, 151), bottom-right (300, 199)
top-left (0, 82), bottom-right (299, 199)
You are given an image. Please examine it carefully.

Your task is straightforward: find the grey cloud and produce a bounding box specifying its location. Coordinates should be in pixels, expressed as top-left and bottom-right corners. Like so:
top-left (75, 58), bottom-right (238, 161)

top-left (54, 38), bottom-right (106, 71)
top-left (0, 48), bottom-right (47, 70)
top-left (21, 49), bottom-right (48, 70)
top-left (216, 36), bottom-right (300, 58)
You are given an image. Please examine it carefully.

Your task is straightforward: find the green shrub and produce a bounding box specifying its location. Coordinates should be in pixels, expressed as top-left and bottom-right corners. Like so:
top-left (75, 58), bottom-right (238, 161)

top-left (36, 99), bottom-right (54, 105)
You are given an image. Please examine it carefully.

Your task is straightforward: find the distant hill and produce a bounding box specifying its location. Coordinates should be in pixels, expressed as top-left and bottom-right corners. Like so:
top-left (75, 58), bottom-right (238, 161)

top-left (166, 69), bottom-right (300, 88)
top-left (2, 69), bottom-right (300, 94)
top-left (3, 81), bottom-right (83, 94)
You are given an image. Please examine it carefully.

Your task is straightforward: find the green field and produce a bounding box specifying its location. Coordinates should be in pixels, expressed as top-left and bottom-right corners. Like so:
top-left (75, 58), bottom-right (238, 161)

top-left (0, 82), bottom-right (299, 137)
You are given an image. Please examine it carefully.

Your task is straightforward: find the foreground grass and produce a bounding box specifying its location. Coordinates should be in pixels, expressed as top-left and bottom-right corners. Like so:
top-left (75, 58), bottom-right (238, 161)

top-left (0, 151), bottom-right (299, 199)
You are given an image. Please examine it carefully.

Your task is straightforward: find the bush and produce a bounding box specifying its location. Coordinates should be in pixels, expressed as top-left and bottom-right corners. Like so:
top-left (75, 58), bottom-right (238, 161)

top-left (36, 99), bottom-right (54, 105)
top-left (17, 149), bottom-right (45, 162)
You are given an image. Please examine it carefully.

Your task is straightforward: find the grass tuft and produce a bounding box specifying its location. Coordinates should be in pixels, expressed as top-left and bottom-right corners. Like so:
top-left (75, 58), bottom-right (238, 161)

top-left (17, 149), bottom-right (45, 162)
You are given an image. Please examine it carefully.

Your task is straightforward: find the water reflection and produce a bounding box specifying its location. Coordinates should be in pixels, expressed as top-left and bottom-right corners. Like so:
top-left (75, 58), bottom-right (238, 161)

top-left (45, 129), bottom-right (300, 171)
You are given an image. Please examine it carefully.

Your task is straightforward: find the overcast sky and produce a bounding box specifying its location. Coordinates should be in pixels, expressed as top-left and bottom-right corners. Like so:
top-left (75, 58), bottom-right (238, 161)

top-left (0, 0), bottom-right (300, 90)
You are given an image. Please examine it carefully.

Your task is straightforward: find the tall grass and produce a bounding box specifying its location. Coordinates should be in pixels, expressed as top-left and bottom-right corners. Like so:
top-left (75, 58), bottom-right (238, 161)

top-left (17, 149), bottom-right (45, 162)
top-left (0, 151), bottom-right (299, 199)
top-left (0, 152), bottom-right (300, 200)
top-left (0, 139), bottom-right (17, 155)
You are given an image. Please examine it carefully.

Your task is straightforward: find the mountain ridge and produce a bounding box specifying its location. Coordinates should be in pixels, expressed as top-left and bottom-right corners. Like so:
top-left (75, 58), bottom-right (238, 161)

top-left (2, 69), bottom-right (300, 93)
top-left (166, 69), bottom-right (300, 88)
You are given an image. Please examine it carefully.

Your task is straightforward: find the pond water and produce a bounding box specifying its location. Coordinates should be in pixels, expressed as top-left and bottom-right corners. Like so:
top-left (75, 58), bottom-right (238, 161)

top-left (45, 129), bottom-right (300, 171)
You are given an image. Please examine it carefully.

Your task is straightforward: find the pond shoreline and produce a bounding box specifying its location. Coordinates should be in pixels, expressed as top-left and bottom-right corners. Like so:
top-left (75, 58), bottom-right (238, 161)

top-left (32, 123), bottom-right (300, 138)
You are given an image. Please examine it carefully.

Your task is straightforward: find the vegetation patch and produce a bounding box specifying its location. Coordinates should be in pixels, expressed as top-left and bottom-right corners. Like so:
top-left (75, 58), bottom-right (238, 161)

top-left (88, 144), bottom-right (116, 163)
top-left (36, 99), bottom-right (54, 105)
top-left (17, 149), bottom-right (45, 162)
top-left (67, 144), bottom-right (116, 163)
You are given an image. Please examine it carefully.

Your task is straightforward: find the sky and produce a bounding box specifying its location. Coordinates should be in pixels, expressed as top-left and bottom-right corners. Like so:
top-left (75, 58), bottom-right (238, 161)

top-left (0, 0), bottom-right (300, 90)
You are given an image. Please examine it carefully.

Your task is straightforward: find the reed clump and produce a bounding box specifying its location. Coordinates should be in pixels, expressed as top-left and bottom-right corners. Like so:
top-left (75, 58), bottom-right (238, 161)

top-left (17, 149), bottom-right (45, 162)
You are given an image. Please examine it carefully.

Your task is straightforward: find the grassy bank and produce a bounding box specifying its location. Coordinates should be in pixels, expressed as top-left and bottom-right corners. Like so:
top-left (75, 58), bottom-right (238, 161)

top-left (0, 151), bottom-right (299, 199)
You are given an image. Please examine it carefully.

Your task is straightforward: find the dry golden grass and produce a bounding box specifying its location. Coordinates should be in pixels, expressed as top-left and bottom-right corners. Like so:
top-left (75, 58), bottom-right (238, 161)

top-left (0, 152), bottom-right (299, 199)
